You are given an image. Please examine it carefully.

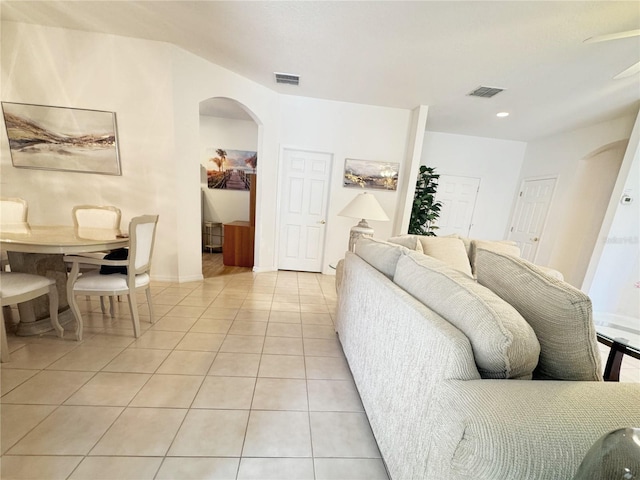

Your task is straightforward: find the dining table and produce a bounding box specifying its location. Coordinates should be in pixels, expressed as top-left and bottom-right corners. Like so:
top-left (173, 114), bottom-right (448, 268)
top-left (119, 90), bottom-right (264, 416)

top-left (0, 224), bottom-right (128, 336)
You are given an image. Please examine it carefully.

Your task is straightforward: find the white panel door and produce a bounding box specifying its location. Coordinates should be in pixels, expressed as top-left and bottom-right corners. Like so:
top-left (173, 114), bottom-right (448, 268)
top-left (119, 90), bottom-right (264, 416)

top-left (278, 149), bottom-right (332, 272)
top-left (508, 177), bottom-right (556, 262)
top-left (435, 175), bottom-right (480, 237)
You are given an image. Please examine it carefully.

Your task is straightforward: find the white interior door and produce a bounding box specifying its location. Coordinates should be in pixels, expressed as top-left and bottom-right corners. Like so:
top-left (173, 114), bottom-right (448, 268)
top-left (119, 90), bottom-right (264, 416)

top-left (508, 177), bottom-right (556, 262)
top-left (435, 175), bottom-right (480, 237)
top-left (278, 149), bottom-right (333, 272)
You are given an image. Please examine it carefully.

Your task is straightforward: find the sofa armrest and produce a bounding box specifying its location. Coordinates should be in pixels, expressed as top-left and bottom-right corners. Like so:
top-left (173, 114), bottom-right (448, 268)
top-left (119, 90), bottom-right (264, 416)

top-left (431, 379), bottom-right (640, 480)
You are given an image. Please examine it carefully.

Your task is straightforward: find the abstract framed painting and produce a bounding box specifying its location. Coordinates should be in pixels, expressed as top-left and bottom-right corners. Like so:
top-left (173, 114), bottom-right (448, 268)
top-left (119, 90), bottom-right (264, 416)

top-left (1, 102), bottom-right (122, 175)
top-left (343, 158), bottom-right (399, 190)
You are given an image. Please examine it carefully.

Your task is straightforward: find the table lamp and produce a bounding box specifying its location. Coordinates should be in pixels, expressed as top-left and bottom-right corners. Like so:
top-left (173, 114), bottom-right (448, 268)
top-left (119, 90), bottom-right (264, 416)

top-left (338, 192), bottom-right (389, 252)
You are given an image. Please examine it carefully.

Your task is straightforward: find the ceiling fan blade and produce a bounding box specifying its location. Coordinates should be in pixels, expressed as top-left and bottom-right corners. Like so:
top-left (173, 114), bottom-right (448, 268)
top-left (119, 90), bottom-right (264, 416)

top-left (614, 61), bottom-right (640, 79)
top-left (584, 29), bottom-right (640, 43)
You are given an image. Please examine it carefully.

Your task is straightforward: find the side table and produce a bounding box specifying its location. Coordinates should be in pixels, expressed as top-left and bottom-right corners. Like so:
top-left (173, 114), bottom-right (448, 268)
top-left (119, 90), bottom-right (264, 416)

top-left (203, 222), bottom-right (223, 253)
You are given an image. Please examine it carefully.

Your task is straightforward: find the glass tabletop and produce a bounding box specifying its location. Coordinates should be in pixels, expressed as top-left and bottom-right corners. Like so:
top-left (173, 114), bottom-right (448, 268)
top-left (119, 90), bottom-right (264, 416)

top-left (593, 312), bottom-right (640, 356)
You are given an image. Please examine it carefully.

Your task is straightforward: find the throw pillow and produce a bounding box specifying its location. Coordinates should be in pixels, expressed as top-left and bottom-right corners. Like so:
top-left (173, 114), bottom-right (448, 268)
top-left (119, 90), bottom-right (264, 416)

top-left (355, 237), bottom-right (406, 279)
top-left (416, 236), bottom-right (473, 277)
top-left (387, 234), bottom-right (424, 253)
top-left (452, 234), bottom-right (473, 260)
top-left (394, 251), bottom-right (540, 379)
top-left (99, 248), bottom-right (128, 275)
top-left (475, 248), bottom-right (602, 381)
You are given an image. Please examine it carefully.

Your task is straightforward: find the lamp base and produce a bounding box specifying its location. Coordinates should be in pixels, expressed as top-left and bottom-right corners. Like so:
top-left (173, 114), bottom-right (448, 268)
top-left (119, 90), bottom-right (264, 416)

top-left (348, 219), bottom-right (374, 252)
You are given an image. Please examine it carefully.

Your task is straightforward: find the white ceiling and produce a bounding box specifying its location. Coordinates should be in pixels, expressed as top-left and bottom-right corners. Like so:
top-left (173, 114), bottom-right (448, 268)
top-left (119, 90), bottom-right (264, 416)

top-left (2, 1), bottom-right (639, 142)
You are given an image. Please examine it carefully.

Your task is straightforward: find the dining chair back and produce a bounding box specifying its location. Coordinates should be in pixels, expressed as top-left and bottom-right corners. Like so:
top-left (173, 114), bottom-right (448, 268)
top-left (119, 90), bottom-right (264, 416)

top-left (72, 205), bottom-right (121, 229)
top-left (0, 197), bottom-right (29, 271)
top-left (0, 272), bottom-right (63, 362)
top-left (0, 197), bottom-right (28, 225)
top-left (64, 214), bottom-right (159, 340)
top-left (71, 205), bottom-right (122, 313)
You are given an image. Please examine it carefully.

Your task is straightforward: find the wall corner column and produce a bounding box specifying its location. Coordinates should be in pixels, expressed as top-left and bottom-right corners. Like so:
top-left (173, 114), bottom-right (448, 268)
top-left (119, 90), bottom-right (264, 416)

top-left (393, 105), bottom-right (429, 235)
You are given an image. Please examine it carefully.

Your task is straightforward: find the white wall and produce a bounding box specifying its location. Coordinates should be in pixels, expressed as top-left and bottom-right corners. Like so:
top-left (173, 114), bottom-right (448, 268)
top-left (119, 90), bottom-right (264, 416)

top-left (146, 42), bottom-right (282, 279)
top-left (278, 95), bottom-right (413, 272)
top-left (517, 114), bottom-right (636, 286)
top-left (420, 132), bottom-right (527, 239)
top-left (1, 21), bottom-right (282, 281)
top-left (587, 114), bottom-right (640, 319)
top-left (2, 21), bottom-right (420, 280)
top-left (1, 22), bottom-right (179, 280)
top-left (199, 115), bottom-right (257, 224)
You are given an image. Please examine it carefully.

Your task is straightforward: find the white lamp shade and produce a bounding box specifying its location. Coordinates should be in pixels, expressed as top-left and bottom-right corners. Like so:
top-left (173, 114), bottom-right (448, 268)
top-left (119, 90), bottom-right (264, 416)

top-left (338, 192), bottom-right (389, 221)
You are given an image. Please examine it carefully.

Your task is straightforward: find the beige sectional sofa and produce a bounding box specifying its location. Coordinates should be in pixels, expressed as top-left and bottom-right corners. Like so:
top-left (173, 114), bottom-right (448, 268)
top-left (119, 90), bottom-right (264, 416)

top-left (335, 235), bottom-right (640, 480)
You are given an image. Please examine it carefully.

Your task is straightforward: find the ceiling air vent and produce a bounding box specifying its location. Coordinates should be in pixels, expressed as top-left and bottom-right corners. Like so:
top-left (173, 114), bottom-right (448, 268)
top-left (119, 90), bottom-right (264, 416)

top-left (467, 86), bottom-right (505, 98)
top-left (275, 72), bottom-right (300, 85)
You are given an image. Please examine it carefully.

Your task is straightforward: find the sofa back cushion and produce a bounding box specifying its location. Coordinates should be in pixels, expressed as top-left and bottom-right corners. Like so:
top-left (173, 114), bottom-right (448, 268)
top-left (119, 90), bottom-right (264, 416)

top-left (416, 236), bottom-right (473, 277)
top-left (475, 248), bottom-right (602, 381)
top-left (355, 237), bottom-right (405, 278)
top-left (387, 234), bottom-right (424, 253)
top-left (469, 239), bottom-right (520, 274)
top-left (394, 251), bottom-right (540, 379)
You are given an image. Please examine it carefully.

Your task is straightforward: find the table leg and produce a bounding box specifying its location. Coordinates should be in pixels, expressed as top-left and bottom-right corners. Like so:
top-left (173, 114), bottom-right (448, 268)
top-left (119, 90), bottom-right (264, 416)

top-left (603, 340), bottom-right (627, 382)
top-left (6, 252), bottom-right (76, 336)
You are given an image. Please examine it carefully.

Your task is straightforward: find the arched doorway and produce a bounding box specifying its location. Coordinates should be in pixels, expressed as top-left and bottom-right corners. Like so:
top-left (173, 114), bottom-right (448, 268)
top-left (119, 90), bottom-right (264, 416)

top-left (552, 140), bottom-right (626, 286)
top-left (198, 97), bottom-right (259, 277)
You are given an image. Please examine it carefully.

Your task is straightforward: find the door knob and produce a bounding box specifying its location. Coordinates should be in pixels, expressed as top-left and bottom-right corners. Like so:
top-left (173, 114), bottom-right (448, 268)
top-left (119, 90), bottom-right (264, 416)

top-left (318, 220), bottom-right (326, 224)
top-left (532, 237), bottom-right (539, 242)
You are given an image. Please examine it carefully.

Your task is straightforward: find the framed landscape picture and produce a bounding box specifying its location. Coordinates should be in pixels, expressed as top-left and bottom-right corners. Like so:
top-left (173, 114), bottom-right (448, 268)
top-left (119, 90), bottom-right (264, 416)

top-left (343, 158), bottom-right (399, 190)
top-left (1, 102), bottom-right (121, 175)
top-left (205, 148), bottom-right (257, 190)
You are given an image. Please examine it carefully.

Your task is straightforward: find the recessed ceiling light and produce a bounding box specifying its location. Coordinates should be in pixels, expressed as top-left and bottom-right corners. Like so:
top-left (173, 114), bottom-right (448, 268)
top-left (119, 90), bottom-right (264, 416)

top-left (496, 112), bottom-right (509, 118)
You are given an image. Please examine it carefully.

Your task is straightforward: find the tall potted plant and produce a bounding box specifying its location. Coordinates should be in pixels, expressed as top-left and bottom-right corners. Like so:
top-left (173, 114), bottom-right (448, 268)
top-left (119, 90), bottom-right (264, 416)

top-left (408, 166), bottom-right (442, 236)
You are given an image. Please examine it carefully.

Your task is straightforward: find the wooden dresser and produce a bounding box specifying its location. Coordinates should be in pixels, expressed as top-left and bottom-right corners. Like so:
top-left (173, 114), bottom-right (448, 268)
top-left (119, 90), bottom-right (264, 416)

top-left (222, 173), bottom-right (256, 268)
top-left (222, 221), bottom-right (254, 267)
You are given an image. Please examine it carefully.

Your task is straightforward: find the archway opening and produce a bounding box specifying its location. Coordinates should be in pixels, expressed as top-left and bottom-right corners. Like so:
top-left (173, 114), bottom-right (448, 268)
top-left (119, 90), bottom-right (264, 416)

top-left (198, 97), bottom-right (259, 277)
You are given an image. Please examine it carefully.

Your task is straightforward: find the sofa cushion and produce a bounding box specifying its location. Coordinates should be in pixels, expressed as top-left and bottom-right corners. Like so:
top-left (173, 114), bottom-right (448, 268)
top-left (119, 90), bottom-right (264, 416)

top-left (387, 234), bottom-right (424, 253)
top-left (469, 239), bottom-right (520, 273)
top-left (355, 237), bottom-right (405, 279)
top-left (474, 248), bottom-right (602, 381)
top-left (394, 252), bottom-right (540, 379)
top-left (416, 236), bottom-right (473, 277)
top-left (536, 265), bottom-right (565, 281)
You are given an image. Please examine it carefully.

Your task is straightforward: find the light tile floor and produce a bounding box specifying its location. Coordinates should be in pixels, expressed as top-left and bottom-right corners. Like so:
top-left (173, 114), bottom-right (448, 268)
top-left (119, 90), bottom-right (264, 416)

top-left (1, 271), bottom-right (389, 480)
top-left (2, 270), bottom-right (638, 480)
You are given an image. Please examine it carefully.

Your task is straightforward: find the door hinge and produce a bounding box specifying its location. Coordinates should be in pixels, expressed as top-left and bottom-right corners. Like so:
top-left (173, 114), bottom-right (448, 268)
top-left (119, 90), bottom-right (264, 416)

top-left (510, 226), bottom-right (513, 232)
top-left (519, 191), bottom-right (523, 197)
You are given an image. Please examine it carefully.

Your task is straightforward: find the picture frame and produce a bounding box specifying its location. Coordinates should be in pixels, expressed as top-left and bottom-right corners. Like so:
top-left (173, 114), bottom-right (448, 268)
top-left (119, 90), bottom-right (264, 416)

top-left (343, 158), bottom-right (399, 190)
top-left (1, 102), bottom-right (122, 175)
top-left (205, 148), bottom-right (257, 190)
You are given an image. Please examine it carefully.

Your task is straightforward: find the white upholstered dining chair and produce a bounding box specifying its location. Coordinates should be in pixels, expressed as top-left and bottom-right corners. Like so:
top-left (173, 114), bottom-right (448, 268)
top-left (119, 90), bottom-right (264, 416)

top-left (64, 214), bottom-right (159, 341)
top-left (0, 272), bottom-right (63, 362)
top-left (0, 197), bottom-right (29, 271)
top-left (0, 197), bottom-right (28, 225)
top-left (71, 205), bottom-right (122, 314)
top-left (72, 205), bottom-right (121, 230)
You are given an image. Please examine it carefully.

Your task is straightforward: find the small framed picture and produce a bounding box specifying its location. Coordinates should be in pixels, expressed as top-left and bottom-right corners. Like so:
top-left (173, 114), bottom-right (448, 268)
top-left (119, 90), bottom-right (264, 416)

top-left (343, 158), bottom-right (399, 190)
